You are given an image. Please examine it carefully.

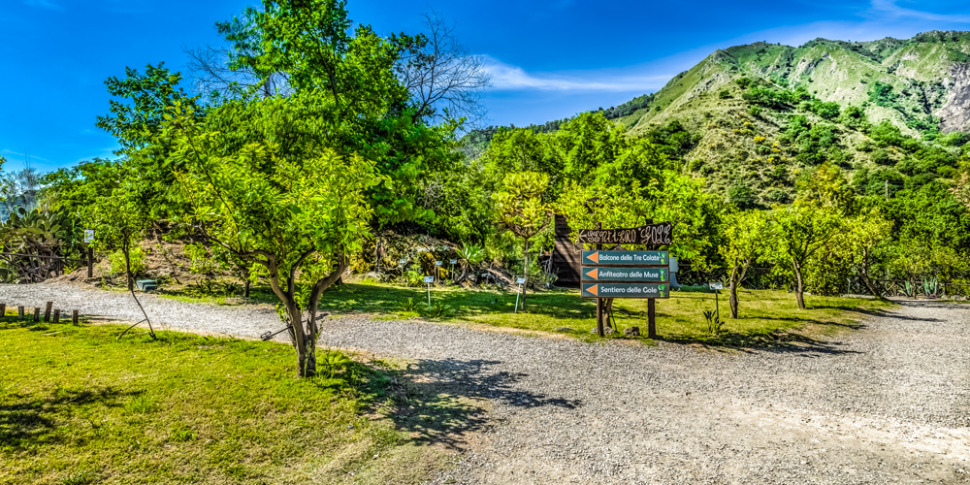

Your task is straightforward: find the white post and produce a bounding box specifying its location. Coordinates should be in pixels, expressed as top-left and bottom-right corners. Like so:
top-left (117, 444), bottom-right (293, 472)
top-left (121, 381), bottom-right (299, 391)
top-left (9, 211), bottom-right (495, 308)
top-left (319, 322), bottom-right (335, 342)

top-left (514, 283), bottom-right (522, 313)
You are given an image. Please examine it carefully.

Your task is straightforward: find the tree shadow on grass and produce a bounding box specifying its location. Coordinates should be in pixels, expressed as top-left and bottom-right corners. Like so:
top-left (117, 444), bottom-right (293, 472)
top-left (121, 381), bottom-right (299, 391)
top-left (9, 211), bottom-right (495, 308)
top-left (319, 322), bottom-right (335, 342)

top-left (0, 386), bottom-right (136, 449)
top-left (380, 358), bottom-right (582, 450)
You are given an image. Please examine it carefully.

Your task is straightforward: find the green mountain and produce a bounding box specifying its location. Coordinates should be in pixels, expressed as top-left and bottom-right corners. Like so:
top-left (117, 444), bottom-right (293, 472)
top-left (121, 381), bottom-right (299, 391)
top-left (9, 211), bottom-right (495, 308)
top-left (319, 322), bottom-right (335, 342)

top-left (467, 31), bottom-right (970, 206)
top-left (622, 31), bottom-right (970, 136)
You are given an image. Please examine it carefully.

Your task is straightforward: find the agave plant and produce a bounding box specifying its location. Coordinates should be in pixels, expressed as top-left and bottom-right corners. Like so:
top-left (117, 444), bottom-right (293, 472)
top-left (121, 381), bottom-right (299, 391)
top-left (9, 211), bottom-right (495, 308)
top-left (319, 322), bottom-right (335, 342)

top-left (0, 208), bottom-right (79, 282)
top-left (454, 243), bottom-right (486, 284)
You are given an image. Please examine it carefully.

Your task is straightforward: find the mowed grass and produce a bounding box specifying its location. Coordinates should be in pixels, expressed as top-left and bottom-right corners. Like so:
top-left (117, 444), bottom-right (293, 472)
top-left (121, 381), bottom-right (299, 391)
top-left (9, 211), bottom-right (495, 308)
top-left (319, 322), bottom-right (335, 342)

top-left (0, 318), bottom-right (457, 485)
top-left (162, 280), bottom-right (892, 348)
top-left (314, 283), bottom-right (893, 347)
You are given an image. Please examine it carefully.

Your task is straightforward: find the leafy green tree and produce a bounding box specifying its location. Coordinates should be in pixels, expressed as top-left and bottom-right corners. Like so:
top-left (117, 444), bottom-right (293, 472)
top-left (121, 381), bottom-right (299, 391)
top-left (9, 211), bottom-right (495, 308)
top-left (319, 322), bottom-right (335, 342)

top-left (770, 205), bottom-right (843, 309)
top-left (87, 186), bottom-right (156, 339)
top-left (557, 112), bottom-right (625, 184)
top-left (218, 0), bottom-right (459, 232)
top-left (847, 209), bottom-right (893, 297)
top-left (720, 210), bottom-right (770, 318)
top-left (157, 96), bottom-right (377, 377)
top-left (492, 172), bottom-right (553, 308)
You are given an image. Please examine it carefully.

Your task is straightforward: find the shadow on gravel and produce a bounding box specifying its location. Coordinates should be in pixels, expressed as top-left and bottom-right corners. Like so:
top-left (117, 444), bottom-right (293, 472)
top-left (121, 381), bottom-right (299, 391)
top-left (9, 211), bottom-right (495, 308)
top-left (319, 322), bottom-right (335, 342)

top-left (657, 330), bottom-right (863, 356)
top-left (812, 305), bottom-right (946, 322)
top-left (389, 358), bottom-right (581, 450)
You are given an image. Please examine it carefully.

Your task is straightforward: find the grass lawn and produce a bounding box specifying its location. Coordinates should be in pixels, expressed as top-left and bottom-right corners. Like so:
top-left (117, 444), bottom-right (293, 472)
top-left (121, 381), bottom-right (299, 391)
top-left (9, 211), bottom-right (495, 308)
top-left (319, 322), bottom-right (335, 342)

top-left (160, 280), bottom-right (894, 349)
top-left (0, 317), bottom-right (475, 485)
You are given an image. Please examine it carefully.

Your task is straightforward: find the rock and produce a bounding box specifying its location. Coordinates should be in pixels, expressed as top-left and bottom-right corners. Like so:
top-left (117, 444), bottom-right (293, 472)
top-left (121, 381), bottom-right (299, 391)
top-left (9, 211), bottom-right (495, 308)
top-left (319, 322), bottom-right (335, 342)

top-left (624, 326), bottom-right (641, 337)
top-left (554, 327), bottom-right (575, 333)
top-left (590, 326), bottom-right (618, 335)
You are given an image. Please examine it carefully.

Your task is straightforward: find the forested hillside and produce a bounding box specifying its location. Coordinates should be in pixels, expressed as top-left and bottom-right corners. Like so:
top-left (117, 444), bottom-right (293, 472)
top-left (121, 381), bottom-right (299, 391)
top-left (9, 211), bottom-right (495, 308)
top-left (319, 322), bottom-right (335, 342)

top-left (467, 31), bottom-right (970, 205)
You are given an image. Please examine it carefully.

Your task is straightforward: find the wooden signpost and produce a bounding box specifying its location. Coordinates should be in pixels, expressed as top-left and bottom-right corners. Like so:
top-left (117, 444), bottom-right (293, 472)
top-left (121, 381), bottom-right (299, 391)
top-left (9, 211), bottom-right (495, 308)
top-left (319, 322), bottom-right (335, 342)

top-left (578, 224), bottom-right (673, 338)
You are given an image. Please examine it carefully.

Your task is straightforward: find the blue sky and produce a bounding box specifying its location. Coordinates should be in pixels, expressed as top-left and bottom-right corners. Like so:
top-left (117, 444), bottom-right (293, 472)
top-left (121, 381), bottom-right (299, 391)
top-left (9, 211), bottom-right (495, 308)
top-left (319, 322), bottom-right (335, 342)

top-left (2, 0), bottom-right (970, 172)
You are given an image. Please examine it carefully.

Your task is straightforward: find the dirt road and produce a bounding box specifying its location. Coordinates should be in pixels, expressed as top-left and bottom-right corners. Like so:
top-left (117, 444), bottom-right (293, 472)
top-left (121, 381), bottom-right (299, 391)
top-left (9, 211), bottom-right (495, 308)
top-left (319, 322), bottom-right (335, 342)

top-left (2, 284), bottom-right (967, 483)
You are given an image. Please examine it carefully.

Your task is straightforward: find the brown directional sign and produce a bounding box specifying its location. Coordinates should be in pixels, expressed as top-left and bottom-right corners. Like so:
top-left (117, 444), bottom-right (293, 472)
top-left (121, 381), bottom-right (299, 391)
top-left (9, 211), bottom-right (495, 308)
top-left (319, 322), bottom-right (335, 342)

top-left (582, 266), bottom-right (667, 282)
top-left (582, 283), bottom-right (670, 299)
top-left (577, 222), bottom-right (673, 246)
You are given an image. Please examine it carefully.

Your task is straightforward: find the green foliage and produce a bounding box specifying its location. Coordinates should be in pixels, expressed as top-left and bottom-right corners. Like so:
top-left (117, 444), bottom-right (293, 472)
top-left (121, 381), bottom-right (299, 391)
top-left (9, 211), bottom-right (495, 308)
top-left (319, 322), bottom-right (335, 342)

top-left (868, 81), bottom-right (898, 107)
top-left (703, 309), bottom-right (726, 335)
top-left (492, 172), bottom-right (553, 242)
top-left (109, 247), bottom-right (145, 277)
top-left (456, 243), bottom-right (486, 266)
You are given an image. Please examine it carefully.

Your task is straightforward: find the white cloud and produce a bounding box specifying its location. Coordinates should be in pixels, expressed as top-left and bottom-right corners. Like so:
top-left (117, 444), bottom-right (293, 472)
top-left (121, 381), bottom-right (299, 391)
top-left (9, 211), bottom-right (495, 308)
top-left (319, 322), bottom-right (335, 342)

top-left (869, 0), bottom-right (970, 24)
top-left (484, 57), bottom-right (671, 93)
top-left (1, 149), bottom-right (52, 164)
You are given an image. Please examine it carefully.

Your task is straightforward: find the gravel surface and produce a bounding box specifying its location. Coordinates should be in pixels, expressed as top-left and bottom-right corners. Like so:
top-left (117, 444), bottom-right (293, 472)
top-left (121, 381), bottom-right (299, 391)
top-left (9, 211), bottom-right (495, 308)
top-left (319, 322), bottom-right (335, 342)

top-left (2, 283), bottom-right (968, 484)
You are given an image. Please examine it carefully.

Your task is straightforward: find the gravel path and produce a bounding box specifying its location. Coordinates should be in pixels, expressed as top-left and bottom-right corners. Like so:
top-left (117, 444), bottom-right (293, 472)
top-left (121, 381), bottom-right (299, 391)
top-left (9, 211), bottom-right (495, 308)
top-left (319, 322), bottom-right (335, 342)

top-left (2, 283), bottom-right (968, 484)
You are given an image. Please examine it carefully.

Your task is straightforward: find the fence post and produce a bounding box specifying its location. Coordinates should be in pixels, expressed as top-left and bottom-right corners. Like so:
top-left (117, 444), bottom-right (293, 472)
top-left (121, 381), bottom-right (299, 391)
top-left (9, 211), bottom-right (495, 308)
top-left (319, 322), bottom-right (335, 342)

top-left (18, 306), bottom-right (25, 319)
top-left (87, 247), bottom-right (94, 278)
top-left (44, 302), bottom-right (53, 322)
top-left (0, 303), bottom-right (5, 319)
top-left (72, 310), bottom-right (79, 324)
top-left (53, 309), bottom-right (60, 323)
top-left (33, 308), bottom-right (40, 322)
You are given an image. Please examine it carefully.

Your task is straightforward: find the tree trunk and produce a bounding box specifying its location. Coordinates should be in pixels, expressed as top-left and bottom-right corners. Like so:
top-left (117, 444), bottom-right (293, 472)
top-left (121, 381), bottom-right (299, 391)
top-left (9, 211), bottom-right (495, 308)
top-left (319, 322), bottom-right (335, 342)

top-left (859, 248), bottom-right (880, 297)
top-left (793, 262), bottom-right (806, 309)
top-left (123, 243), bottom-right (134, 291)
top-left (520, 239), bottom-right (530, 310)
top-left (729, 263), bottom-right (739, 319)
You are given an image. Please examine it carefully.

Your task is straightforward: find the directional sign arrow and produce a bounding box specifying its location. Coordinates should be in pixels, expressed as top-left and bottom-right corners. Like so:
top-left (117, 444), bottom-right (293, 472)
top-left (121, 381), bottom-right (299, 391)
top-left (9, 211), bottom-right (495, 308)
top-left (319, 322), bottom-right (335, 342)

top-left (581, 266), bottom-right (668, 282)
top-left (582, 283), bottom-right (669, 299)
top-left (582, 250), bottom-right (669, 266)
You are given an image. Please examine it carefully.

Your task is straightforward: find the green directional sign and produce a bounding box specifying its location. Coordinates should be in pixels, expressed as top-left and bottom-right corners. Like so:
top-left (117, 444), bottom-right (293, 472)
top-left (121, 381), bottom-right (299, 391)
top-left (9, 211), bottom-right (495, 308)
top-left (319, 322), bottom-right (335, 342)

top-left (582, 250), bottom-right (668, 266)
top-left (582, 266), bottom-right (667, 282)
top-left (582, 283), bottom-right (670, 299)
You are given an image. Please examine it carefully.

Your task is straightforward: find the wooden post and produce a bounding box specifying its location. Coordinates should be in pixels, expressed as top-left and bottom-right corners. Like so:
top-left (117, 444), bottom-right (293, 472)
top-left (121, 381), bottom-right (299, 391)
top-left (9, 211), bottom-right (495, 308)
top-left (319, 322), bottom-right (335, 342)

top-left (43, 302), bottom-right (53, 322)
top-left (595, 223), bottom-right (604, 337)
top-left (17, 306), bottom-right (24, 319)
top-left (0, 303), bottom-right (5, 319)
top-left (52, 309), bottom-right (60, 323)
top-left (72, 310), bottom-right (79, 324)
top-left (33, 308), bottom-right (40, 322)
top-left (648, 240), bottom-right (659, 339)
top-left (87, 246), bottom-right (94, 278)
top-left (647, 299), bottom-right (657, 338)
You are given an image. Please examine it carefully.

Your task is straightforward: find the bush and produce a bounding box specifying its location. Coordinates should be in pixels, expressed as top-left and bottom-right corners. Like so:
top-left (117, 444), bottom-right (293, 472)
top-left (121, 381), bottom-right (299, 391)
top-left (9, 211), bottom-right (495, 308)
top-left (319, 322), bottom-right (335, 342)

top-left (109, 247), bottom-right (145, 276)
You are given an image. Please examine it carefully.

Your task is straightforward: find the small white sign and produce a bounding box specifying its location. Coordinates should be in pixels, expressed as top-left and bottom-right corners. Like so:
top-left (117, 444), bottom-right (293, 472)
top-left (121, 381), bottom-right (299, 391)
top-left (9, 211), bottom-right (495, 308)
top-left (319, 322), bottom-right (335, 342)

top-left (398, 258), bottom-right (408, 265)
top-left (516, 277), bottom-right (526, 284)
top-left (435, 261), bottom-right (443, 266)
top-left (449, 259), bottom-right (457, 264)
top-left (83, 229), bottom-right (94, 244)
top-left (423, 276), bottom-right (434, 283)
top-left (709, 282), bottom-right (724, 290)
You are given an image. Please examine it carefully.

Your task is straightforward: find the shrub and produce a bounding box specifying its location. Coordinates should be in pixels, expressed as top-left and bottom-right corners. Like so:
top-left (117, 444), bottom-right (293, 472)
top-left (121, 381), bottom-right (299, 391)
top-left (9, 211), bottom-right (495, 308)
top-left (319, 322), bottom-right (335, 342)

top-left (109, 246), bottom-right (145, 276)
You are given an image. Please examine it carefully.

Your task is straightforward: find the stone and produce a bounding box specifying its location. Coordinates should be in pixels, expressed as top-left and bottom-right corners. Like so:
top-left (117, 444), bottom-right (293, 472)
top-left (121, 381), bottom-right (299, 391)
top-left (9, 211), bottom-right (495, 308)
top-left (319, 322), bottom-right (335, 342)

top-left (554, 327), bottom-right (575, 333)
top-left (624, 326), bottom-right (641, 337)
top-left (590, 326), bottom-right (618, 335)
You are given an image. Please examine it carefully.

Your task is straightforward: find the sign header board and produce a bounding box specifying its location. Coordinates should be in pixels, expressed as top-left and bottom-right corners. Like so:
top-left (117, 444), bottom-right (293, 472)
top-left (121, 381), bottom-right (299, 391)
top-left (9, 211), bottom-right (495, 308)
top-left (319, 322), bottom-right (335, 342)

top-left (423, 276), bottom-right (434, 283)
top-left (577, 222), bottom-right (673, 246)
top-left (83, 229), bottom-right (94, 244)
top-left (582, 266), bottom-right (667, 283)
top-left (582, 283), bottom-right (669, 299)
top-left (582, 250), bottom-right (668, 266)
